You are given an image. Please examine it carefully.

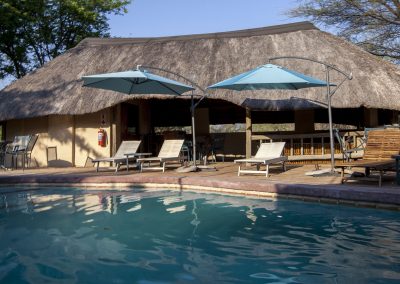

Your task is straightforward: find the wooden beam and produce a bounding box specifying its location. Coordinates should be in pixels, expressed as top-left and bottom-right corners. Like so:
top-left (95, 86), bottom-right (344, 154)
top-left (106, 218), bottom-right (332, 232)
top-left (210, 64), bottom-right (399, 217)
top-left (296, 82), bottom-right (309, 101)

top-left (246, 108), bottom-right (252, 158)
top-left (392, 110), bottom-right (399, 125)
top-left (72, 115), bottom-right (76, 167)
top-left (111, 107), bottom-right (117, 157)
top-left (294, 110), bottom-right (314, 133)
top-left (194, 108), bottom-right (210, 135)
top-left (138, 101), bottom-right (151, 135)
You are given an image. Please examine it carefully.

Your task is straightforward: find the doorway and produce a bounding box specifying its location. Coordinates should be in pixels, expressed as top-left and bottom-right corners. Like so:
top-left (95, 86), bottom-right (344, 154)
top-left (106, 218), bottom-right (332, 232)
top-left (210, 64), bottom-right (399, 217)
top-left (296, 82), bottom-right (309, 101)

top-left (121, 103), bottom-right (139, 141)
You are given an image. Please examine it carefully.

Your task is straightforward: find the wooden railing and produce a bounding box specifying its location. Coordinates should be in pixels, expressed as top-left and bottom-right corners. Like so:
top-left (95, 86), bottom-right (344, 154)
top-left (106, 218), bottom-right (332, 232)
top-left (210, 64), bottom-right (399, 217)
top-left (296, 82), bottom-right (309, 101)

top-left (252, 131), bottom-right (365, 161)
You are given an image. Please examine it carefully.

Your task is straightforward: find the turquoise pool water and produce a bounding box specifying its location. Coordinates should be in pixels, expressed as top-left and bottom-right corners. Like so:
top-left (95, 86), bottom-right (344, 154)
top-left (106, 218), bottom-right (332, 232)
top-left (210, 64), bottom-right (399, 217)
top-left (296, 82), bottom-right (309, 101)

top-left (0, 188), bottom-right (400, 284)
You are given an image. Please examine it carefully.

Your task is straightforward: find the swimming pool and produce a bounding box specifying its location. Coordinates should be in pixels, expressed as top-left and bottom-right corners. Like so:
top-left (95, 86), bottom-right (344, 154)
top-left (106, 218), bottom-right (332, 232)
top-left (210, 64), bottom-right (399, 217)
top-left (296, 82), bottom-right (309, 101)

top-left (1, 187), bottom-right (400, 283)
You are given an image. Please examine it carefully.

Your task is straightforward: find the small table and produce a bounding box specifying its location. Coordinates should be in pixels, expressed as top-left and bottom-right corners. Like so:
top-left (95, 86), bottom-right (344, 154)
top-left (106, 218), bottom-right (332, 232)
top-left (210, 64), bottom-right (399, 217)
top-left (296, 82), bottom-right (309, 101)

top-left (124, 153), bottom-right (152, 171)
top-left (393, 155), bottom-right (400, 186)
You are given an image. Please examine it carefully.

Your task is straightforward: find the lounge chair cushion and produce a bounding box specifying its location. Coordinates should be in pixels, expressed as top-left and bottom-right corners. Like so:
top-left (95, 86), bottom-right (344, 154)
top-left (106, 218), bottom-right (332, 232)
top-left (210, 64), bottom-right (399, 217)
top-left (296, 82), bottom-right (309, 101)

top-left (138, 139), bottom-right (185, 172)
top-left (93, 140), bottom-right (141, 172)
top-left (234, 142), bottom-right (287, 177)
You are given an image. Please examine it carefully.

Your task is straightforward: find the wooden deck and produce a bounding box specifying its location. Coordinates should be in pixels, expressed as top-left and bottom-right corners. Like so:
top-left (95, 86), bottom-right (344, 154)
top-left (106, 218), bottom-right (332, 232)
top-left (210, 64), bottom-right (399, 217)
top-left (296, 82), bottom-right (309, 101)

top-left (0, 162), bottom-right (399, 208)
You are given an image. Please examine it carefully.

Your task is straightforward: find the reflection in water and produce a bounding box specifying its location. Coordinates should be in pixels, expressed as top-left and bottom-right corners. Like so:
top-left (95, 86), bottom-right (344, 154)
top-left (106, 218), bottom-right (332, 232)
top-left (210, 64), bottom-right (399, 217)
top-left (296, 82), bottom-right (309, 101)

top-left (166, 205), bottom-right (186, 214)
top-left (126, 204), bottom-right (141, 212)
top-left (0, 188), bottom-right (400, 283)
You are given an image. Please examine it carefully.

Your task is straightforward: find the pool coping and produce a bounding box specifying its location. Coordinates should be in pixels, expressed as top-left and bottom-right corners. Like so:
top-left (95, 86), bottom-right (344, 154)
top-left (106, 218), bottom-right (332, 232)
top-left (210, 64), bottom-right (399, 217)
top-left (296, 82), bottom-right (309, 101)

top-left (0, 174), bottom-right (399, 210)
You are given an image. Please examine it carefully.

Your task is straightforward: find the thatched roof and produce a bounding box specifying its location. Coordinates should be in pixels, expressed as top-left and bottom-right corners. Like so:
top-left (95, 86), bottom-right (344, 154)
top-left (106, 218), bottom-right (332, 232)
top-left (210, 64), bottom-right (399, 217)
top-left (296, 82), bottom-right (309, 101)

top-left (1, 21), bottom-right (400, 121)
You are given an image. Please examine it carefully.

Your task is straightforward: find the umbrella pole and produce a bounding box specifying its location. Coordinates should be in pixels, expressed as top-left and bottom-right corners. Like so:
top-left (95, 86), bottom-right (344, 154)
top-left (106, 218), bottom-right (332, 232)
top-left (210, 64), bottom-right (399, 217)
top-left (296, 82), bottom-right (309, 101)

top-left (191, 93), bottom-right (197, 167)
top-left (137, 65), bottom-right (211, 169)
top-left (267, 56), bottom-right (352, 175)
top-left (326, 66), bottom-right (335, 173)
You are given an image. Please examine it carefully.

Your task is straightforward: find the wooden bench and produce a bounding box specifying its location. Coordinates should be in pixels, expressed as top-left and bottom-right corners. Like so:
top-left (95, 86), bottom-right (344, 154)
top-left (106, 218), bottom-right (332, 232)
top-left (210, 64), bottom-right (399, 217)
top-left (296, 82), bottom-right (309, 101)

top-left (336, 129), bottom-right (400, 187)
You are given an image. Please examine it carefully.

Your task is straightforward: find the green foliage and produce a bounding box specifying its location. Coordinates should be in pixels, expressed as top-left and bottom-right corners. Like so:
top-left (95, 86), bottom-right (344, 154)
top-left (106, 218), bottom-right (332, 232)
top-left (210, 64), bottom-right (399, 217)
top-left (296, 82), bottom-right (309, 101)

top-left (0, 0), bottom-right (130, 79)
top-left (290, 0), bottom-right (400, 62)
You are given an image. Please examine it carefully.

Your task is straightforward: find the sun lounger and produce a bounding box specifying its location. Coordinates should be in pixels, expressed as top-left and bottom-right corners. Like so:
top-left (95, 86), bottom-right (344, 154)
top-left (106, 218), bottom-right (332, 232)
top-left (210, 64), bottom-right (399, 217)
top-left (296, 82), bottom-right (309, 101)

top-left (336, 129), bottom-right (400, 187)
top-left (234, 142), bottom-right (287, 177)
top-left (138, 139), bottom-right (185, 172)
top-left (93, 140), bottom-right (141, 172)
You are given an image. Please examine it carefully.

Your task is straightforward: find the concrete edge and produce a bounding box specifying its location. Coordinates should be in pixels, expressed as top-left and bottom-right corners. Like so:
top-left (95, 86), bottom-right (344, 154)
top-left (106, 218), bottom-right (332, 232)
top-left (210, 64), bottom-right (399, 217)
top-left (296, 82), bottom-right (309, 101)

top-left (1, 179), bottom-right (399, 211)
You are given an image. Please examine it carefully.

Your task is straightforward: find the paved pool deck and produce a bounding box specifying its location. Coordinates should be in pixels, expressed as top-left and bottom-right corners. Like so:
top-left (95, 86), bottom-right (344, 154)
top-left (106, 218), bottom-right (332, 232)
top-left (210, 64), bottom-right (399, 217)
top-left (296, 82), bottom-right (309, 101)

top-left (0, 163), bottom-right (399, 209)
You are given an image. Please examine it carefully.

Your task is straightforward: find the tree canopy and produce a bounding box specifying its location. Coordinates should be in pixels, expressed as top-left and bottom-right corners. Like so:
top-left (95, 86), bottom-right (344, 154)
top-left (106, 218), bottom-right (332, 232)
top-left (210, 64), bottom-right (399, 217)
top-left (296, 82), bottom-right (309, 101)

top-left (0, 0), bottom-right (130, 80)
top-left (290, 0), bottom-right (400, 62)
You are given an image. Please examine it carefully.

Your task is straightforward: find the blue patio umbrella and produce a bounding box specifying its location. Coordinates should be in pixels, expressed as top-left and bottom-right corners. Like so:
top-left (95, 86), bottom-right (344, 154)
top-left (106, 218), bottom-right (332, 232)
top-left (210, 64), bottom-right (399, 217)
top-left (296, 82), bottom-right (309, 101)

top-left (82, 66), bottom-right (203, 169)
top-left (208, 64), bottom-right (332, 90)
top-left (82, 68), bottom-right (195, 95)
top-left (207, 62), bottom-right (339, 173)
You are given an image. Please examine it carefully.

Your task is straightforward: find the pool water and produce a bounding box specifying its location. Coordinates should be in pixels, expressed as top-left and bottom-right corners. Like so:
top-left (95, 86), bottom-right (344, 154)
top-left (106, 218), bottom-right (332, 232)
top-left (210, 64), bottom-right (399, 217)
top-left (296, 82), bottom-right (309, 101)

top-left (1, 188), bottom-right (400, 284)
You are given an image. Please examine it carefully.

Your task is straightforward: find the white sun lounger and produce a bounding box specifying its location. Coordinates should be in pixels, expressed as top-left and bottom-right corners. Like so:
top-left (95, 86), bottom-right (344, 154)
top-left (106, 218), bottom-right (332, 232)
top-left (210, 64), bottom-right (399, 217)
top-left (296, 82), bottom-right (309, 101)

top-left (234, 142), bottom-right (287, 177)
top-left (93, 140), bottom-right (141, 172)
top-left (138, 139), bottom-right (185, 172)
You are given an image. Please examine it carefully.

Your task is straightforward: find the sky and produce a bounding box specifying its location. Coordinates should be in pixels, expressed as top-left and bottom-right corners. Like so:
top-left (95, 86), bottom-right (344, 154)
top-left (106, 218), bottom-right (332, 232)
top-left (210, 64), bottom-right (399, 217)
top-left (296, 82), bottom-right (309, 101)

top-left (108, 0), bottom-right (302, 37)
top-left (0, 0), bottom-right (304, 89)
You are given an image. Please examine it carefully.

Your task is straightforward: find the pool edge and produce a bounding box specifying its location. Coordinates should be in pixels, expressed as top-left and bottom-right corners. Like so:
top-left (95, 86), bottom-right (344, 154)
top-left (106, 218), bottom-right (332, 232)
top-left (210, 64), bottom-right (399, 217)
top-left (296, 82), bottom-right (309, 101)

top-left (1, 181), bottom-right (399, 211)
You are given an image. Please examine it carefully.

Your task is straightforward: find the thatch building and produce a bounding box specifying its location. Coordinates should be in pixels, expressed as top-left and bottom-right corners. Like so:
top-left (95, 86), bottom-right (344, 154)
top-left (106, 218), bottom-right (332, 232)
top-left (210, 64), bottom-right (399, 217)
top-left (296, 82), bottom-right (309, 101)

top-left (0, 21), bottom-right (399, 167)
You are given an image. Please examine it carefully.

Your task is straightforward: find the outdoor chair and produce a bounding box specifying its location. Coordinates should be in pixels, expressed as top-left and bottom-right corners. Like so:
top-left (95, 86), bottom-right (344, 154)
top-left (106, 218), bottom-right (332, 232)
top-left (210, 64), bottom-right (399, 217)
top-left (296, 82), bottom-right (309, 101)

top-left (46, 146), bottom-right (58, 167)
top-left (333, 129), bottom-right (363, 162)
top-left (0, 140), bottom-right (9, 169)
top-left (12, 134), bottom-right (39, 169)
top-left (196, 135), bottom-right (213, 165)
top-left (2, 135), bottom-right (31, 170)
top-left (93, 140), bottom-right (141, 172)
top-left (210, 134), bottom-right (225, 162)
top-left (234, 142), bottom-right (287, 177)
top-left (180, 141), bottom-right (192, 162)
top-left (3, 143), bottom-right (16, 169)
top-left (336, 129), bottom-right (400, 187)
top-left (137, 139), bottom-right (185, 172)
top-left (194, 135), bottom-right (225, 164)
top-left (0, 142), bottom-right (12, 169)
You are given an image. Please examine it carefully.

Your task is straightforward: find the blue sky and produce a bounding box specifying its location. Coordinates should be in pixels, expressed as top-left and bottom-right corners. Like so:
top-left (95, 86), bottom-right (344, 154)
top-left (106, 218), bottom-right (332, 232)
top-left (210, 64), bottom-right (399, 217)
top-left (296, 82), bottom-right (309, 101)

top-left (108, 0), bottom-right (302, 37)
top-left (0, 0), bottom-right (303, 89)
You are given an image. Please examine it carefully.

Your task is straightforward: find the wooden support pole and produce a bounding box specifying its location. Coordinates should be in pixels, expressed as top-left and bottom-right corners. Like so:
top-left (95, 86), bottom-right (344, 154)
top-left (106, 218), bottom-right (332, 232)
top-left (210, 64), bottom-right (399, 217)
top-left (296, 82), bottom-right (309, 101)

top-left (391, 110), bottom-right (399, 125)
top-left (72, 115), bottom-right (75, 167)
top-left (364, 108), bottom-right (379, 127)
top-left (294, 110), bottom-right (315, 133)
top-left (110, 108), bottom-right (116, 157)
top-left (246, 108), bottom-right (252, 158)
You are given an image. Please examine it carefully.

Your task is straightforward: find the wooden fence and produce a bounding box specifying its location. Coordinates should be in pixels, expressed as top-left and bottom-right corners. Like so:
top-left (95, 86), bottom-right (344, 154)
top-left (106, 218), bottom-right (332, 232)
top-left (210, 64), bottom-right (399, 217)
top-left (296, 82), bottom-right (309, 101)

top-left (252, 131), bottom-right (365, 163)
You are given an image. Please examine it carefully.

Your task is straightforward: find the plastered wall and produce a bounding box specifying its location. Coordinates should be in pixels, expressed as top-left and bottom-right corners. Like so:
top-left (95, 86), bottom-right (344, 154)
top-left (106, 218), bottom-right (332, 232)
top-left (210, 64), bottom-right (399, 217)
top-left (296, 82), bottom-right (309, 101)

top-left (74, 109), bottom-right (112, 167)
top-left (6, 109), bottom-right (112, 168)
top-left (6, 116), bottom-right (49, 167)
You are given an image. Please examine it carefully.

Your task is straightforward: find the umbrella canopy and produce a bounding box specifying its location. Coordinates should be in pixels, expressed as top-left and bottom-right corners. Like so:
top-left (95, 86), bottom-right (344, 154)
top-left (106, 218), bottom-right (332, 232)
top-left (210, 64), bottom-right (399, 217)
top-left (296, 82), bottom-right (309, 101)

top-left (82, 67), bottom-right (204, 169)
top-left (208, 63), bottom-right (332, 90)
top-left (207, 61), bottom-right (342, 174)
top-left (82, 69), bottom-right (195, 95)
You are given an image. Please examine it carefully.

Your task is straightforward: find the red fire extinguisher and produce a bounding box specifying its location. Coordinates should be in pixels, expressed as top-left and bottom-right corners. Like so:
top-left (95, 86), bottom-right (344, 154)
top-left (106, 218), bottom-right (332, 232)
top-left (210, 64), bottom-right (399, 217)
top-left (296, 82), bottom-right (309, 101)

top-left (98, 129), bottom-right (106, 147)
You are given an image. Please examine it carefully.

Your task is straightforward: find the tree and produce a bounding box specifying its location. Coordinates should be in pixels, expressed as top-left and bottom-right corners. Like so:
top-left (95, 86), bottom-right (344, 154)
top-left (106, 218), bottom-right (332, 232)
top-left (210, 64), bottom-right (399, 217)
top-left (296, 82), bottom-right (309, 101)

top-left (0, 0), bottom-right (130, 80)
top-left (290, 0), bottom-right (400, 62)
